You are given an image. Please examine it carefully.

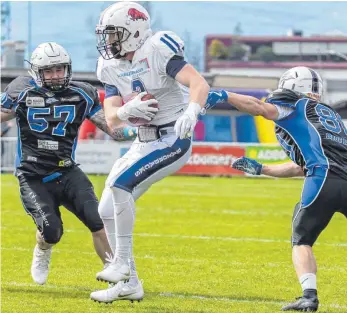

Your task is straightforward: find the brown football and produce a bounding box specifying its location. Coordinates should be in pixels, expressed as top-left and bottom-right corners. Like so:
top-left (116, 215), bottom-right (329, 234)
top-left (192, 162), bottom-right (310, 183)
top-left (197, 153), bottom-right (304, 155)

top-left (126, 93), bottom-right (158, 126)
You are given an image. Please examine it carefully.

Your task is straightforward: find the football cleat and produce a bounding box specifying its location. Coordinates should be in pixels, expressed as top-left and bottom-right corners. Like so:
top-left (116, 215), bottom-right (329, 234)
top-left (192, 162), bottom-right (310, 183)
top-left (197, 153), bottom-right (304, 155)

top-left (90, 280), bottom-right (144, 303)
top-left (31, 244), bottom-right (52, 285)
top-left (281, 296), bottom-right (319, 311)
top-left (96, 258), bottom-right (130, 284)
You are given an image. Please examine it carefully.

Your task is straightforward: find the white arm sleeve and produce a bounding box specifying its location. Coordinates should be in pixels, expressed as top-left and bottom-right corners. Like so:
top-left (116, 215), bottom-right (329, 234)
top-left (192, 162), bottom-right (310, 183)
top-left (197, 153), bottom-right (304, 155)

top-left (274, 105), bottom-right (294, 120)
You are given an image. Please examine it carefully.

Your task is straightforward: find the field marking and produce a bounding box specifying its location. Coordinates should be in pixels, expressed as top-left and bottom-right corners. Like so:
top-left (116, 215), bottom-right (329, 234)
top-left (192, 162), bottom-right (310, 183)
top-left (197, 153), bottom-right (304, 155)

top-left (2, 282), bottom-right (347, 311)
top-left (1, 226), bottom-right (346, 247)
top-left (145, 189), bottom-right (293, 199)
top-left (1, 246), bottom-right (346, 272)
top-left (1, 208), bottom-right (293, 217)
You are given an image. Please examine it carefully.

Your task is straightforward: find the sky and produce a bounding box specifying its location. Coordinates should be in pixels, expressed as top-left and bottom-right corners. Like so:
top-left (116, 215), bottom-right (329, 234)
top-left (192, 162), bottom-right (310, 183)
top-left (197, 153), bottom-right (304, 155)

top-left (5, 1), bottom-right (347, 71)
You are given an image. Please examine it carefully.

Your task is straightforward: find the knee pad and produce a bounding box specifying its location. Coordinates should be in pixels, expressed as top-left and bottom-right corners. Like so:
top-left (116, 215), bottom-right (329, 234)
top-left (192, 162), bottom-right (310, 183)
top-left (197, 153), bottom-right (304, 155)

top-left (98, 187), bottom-right (115, 220)
top-left (80, 198), bottom-right (104, 232)
top-left (111, 187), bottom-right (135, 215)
top-left (43, 225), bottom-right (63, 244)
top-left (291, 202), bottom-right (315, 247)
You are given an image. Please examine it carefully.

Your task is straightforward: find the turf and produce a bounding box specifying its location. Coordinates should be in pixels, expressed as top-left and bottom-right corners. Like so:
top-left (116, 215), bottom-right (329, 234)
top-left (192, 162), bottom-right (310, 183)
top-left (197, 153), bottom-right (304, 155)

top-left (1, 174), bottom-right (346, 313)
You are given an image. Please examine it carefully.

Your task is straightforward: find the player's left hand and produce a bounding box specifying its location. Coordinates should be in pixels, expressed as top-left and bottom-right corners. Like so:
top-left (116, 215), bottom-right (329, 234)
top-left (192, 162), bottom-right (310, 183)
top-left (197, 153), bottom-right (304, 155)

top-left (232, 157), bottom-right (263, 175)
top-left (174, 102), bottom-right (201, 139)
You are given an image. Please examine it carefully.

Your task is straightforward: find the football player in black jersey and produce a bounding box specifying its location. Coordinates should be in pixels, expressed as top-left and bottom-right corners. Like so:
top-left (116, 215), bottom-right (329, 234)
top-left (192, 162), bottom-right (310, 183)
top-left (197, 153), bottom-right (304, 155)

top-left (205, 67), bottom-right (347, 312)
top-left (0, 42), bottom-right (137, 285)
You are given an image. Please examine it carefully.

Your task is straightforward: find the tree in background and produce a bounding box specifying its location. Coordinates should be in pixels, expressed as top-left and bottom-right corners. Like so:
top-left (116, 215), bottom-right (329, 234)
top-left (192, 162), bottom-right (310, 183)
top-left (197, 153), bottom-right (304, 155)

top-left (233, 22), bottom-right (243, 37)
top-left (253, 45), bottom-right (277, 62)
top-left (208, 39), bottom-right (228, 60)
top-left (228, 44), bottom-right (247, 60)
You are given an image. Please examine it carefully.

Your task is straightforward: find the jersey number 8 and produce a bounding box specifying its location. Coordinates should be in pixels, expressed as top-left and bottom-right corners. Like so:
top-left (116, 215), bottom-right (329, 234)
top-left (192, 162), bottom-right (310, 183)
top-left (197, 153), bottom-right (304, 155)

top-left (315, 104), bottom-right (347, 136)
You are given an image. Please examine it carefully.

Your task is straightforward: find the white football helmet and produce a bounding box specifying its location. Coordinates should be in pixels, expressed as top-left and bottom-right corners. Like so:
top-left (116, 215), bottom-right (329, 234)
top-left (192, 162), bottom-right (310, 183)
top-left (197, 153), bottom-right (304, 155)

top-left (28, 42), bottom-right (72, 90)
top-left (278, 66), bottom-right (323, 100)
top-left (96, 2), bottom-right (152, 59)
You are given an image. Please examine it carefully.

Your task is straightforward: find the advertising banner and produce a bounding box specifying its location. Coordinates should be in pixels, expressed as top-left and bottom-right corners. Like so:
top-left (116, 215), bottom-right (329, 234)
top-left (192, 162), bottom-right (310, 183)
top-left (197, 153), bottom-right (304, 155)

top-left (178, 145), bottom-right (246, 176)
top-left (75, 140), bottom-right (121, 174)
top-left (245, 145), bottom-right (289, 164)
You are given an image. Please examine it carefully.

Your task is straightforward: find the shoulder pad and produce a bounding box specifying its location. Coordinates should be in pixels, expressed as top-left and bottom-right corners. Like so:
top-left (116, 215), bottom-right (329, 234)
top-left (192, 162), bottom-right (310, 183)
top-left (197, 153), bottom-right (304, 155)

top-left (152, 31), bottom-right (184, 59)
top-left (69, 81), bottom-right (98, 101)
top-left (266, 88), bottom-right (303, 108)
top-left (2, 76), bottom-right (33, 109)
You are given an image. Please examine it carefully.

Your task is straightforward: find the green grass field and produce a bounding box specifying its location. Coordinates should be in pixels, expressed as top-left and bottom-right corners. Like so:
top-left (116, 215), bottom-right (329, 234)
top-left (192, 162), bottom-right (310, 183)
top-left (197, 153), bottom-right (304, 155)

top-left (1, 174), bottom-right (346, 313)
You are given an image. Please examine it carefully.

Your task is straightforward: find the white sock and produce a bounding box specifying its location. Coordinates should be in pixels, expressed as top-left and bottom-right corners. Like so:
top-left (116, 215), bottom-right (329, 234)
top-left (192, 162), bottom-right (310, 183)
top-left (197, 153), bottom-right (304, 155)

top-left (299, 273), bottom-right (317, 291)
top-left (112, 188), bottom-right (135, 263)
top-left (102, 218), bottom-right (117, 255)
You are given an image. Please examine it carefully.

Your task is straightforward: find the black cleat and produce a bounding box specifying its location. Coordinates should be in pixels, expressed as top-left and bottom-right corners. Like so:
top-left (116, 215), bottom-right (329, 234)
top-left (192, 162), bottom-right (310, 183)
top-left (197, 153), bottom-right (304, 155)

top-left (281, 296), bottom-right (319, 311)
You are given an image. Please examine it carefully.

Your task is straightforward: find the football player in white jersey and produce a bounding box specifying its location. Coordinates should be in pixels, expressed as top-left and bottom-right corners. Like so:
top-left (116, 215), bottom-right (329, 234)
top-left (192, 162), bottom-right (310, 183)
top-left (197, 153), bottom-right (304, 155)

top-left (90, 2), bottom-right (210, 303)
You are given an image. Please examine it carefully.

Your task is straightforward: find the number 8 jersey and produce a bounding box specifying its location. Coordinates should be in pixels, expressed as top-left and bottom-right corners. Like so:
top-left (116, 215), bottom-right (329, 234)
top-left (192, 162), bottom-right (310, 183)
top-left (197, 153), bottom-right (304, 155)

top-left (1, 76), bottom-right (101, 176)
top-left (267, 88), bottom-right (347, 179)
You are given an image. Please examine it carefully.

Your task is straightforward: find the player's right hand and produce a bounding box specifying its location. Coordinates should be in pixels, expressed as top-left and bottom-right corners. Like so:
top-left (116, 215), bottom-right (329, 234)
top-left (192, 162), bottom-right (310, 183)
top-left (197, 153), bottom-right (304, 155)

top-left (232, 157), bottom-right (263, 175)
top-left (117, 92), bottom-right (159, 121)
top-left (204, 90), bottom-right (228, 111)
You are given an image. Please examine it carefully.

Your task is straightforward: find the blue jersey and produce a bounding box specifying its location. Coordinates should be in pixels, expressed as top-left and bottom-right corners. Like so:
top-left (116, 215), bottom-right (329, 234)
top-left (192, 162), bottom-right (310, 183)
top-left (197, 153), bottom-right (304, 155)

top-left (266, 89), bottom-right (347, 179)
top-left (1, 76), bottom-right (101, 176)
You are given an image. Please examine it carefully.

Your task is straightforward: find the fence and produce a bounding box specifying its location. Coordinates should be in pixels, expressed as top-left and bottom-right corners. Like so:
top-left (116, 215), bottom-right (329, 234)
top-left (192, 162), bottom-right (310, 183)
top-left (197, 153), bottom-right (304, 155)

top-left (0, 138), bottom-right (289, 176)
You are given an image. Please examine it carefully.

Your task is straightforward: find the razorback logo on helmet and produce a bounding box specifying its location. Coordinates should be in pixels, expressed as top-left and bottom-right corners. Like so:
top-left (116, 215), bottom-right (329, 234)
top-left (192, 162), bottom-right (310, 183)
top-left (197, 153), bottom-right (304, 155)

top-left (127, 8), bottom-right (148, 21)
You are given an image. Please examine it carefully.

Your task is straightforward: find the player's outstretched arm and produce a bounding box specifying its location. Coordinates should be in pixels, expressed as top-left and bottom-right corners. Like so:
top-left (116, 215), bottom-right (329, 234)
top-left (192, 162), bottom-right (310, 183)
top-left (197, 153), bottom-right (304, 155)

top-left (88, 109), bottom-right (137, 141)
top-left (232, 157), bottom-right (304, 177)
top-left (261, 162), bottom-right (304, 177)
top-left (205, 90), bottom-right (279, 120)
top-left (0, 107), bottom-right (15, 122)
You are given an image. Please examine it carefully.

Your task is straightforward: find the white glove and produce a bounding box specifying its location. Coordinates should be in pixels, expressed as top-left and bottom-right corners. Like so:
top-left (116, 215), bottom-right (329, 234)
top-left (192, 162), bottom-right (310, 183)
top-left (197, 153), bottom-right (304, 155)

top-left (174, 102), bottom-right (201, 139)
top-left (117, 92), bottom-right (159, 121)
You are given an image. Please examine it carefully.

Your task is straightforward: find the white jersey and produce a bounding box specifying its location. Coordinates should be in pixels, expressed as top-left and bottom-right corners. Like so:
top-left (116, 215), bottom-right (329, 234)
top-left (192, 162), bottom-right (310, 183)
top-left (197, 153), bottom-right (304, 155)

top-left (97, 30), bottom-right (189, 126)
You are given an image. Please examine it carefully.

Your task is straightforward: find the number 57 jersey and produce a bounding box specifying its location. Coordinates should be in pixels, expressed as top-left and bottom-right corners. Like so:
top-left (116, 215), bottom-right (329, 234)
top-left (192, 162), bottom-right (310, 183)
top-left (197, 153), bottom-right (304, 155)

top-left (267, 89), bottom-right (347, 179)
top-left (1, 76), bottom-right (101, 176)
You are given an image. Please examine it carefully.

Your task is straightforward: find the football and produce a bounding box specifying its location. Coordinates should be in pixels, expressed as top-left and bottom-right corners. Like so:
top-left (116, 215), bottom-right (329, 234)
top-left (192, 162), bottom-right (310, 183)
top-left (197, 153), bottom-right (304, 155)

top-left (123, 92), bottom-right (158, 126)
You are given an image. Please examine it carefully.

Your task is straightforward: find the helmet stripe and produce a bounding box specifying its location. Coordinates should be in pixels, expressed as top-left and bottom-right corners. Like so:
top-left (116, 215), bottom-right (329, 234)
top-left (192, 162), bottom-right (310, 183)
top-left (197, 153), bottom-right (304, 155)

top-left (308, 68), bottom-right (319, 94)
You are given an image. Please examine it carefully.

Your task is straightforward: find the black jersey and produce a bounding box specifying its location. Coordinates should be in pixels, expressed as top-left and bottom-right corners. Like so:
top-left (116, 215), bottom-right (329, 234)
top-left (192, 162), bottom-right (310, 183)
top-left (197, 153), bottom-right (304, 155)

top-left (1, 76), bottom-right (101, 176)
top-left (266, 89), bottom-right (347, 179)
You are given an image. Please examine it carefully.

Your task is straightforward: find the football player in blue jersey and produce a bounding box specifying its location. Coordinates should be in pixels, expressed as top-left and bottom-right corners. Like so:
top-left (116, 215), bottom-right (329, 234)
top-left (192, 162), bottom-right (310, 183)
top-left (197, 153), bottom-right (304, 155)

top-left (205, 67), bottom-right (347, 312)
top-left (0, 42), bottom-right (137, 286)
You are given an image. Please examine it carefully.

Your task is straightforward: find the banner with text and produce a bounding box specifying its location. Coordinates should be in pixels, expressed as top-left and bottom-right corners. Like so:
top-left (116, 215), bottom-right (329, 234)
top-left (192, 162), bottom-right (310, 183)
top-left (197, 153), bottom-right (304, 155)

top-left (245, 145), bottom-right (289, 165)
top-left (178, 145), bottom-right (246, 176)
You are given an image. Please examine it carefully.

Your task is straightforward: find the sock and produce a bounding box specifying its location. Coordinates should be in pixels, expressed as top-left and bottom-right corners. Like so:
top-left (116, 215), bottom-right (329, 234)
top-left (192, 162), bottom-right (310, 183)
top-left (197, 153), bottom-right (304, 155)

top-left (102, 218), bottom-right (117, 256)
top-left (128, 256), bottom-right (139, 287)
top-left (112, 188), bottom-right (135, 263)
top-left (299, 273), bottom-right (317, 295)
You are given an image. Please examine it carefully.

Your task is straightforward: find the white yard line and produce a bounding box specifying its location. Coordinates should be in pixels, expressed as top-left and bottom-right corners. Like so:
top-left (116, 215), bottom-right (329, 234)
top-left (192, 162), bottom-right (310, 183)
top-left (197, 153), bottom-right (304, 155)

top-left (1, 226), bottom-right (346, 247)
top-left (1, 247), bottom-right (345, 272)
top-left (2, 282), bottom-right (347, 310)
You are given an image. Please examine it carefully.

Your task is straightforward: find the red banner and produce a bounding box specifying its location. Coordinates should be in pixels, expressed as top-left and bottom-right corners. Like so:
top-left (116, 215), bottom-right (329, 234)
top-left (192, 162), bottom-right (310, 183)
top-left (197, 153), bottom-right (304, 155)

top-left (178, 145), bottom-right (246, 176)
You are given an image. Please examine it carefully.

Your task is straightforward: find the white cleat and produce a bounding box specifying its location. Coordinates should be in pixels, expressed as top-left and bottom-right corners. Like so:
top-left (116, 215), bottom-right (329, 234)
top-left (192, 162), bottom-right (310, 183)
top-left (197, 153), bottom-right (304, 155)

top-left (90, 280), bottom-right (144, 303)
top-left (96, 258), bottom-right (130, 284)
top-left (31, 244), bottom-right (52, 285)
